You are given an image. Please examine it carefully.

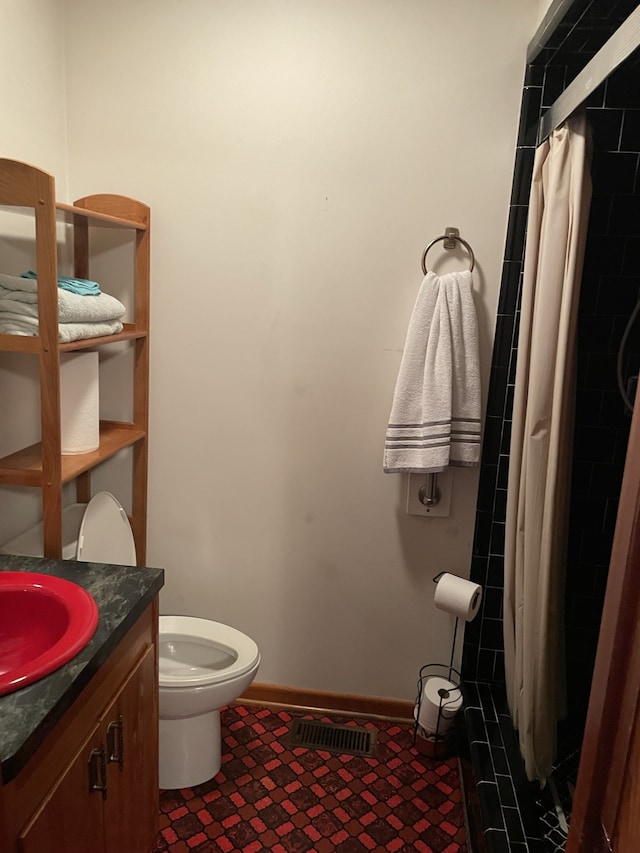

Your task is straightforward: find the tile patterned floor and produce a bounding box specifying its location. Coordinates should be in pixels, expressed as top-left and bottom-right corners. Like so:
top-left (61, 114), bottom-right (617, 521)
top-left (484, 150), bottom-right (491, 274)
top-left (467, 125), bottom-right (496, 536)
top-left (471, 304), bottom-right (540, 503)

top-left (153, 704), bottom-right (469, 853)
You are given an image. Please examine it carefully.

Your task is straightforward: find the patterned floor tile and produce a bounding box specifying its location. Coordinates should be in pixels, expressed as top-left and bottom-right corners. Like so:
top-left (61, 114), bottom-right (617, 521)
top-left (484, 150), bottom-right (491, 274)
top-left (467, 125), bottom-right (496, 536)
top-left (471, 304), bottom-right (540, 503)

top-left (153, 705), bottom-right (468, 853)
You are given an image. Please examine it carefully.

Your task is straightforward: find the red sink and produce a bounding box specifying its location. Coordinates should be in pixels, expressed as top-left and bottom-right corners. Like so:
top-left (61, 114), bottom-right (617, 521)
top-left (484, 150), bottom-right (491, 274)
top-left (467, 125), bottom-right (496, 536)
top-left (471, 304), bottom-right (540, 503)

top-left (0, 572), bottom-right (99, 696)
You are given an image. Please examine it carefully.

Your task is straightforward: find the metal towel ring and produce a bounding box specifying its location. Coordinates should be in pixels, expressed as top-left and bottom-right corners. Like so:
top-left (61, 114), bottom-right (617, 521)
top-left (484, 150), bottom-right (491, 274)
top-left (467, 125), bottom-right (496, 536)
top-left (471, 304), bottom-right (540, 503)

top-left (421, 234), bottom-right (475, 275)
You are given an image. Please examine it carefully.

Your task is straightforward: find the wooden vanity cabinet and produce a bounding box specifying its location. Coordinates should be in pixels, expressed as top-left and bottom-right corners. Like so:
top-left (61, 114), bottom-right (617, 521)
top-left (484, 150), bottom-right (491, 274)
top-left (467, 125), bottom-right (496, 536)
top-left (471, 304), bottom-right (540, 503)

top-left (0, 601), bottom-right (159, 853)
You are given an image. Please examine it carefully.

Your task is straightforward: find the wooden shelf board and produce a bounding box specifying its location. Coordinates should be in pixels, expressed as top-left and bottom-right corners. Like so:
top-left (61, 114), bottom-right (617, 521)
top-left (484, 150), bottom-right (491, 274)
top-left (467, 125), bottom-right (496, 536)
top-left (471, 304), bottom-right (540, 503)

top-left (56, 202), bottom-right (148, 231)
top-left (0, 334), bottom-right (40, 354)
top-left (60, 325), bottom-right (147, 351)
top-left (0, 326), bottom-right (146, 354)
top-left (0, 421), bottom-right (145, 487)
top-left (0, 203), bottom-right (147, 231)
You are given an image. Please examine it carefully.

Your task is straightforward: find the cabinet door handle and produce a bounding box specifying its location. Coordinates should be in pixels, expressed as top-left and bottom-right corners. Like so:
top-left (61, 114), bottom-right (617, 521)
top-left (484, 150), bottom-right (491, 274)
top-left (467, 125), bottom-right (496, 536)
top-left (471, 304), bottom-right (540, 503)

top-left (88, 745), bottom-right (108, 800)
top-left (107, 716), bottom-right (124, 770)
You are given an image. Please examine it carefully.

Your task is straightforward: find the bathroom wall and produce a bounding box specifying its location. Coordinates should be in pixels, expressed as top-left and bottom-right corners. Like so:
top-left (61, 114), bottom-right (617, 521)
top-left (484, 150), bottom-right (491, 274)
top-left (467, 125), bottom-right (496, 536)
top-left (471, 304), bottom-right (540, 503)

top-left (0, 0), bottom-right (69, 545)
top-left (0, 0), bottom-right (539, 701)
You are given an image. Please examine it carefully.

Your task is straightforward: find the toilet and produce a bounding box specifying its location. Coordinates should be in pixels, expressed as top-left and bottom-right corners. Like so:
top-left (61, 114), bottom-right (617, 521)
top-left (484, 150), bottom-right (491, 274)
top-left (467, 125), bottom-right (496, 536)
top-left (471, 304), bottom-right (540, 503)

top-left (1, 491), bottom-right (260, 790)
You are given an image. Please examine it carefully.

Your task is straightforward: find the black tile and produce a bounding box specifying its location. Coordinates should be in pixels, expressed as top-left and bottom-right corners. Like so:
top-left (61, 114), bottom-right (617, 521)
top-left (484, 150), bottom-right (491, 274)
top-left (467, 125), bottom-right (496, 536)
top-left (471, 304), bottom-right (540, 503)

top-left (470, 553), bottom-right (490, 587)
top-left (480, 618), bottom-right (504, 652)
top-left (473, 510), bottom-right (493, 557)
top-left (621, 109), bottom-right (640, 151)
top-left (477, 649), bottom-right (496, 682)
top-left (499, 419), bottom-right (512, 456)
top-left (584, 234), bottom-right (627, 275)
top-left (491, 747), bottom-right (510, 776)
top-left (462, 681), bottom-right (481, 709)
top-left (505, 384), bottom-right (515, 420)
top-left (493, 314), bottom-right (516, 369)
top-left (504, 206), bottom-right (529, 263)
top-left (495, 773), bottom-right (517, 808)
top-left (592, 151), bottom-right (639, 195)
top-left (485, 719), bottom-right (505, 752)
top-left (486, 555), bottom-right (504, 587)
top-left (574, 424), bottom-right (617, 463)
top-left (601, 275), bottom-right (640, 316)
top-left (484, 828), bottom-right (510, 853)
top-left (525, 838), bottom-right (547, 853)
top-left (586, 80), bottom-right (607, 109)
top-left (477, 782), bottom-right (504, 830)
top-left (464, 612), bottom-right (482, 647)
top-left (622, 236), bottom-right (640, 274)
top-left (482, 586), bottom-right (503, 621)
top-left (486, 367), bottom-right (509, 418)
top-left (465, 706), bottom-right (488, 743)
top-left (470, 741), bottom-right (496, 784)
top-left (493, 650), bottom-right (506, 684)
top-left (525, 65), bottom-right (544, 87)
top-left (584, 352), bottom-right (620, 392)
top-left (493, 488), bottom-right (507, 523)
top-left (609, 192), bottom-right (640, 234)
top-left (497, 262), bottom-right (522, 316)
top-left (511, 147), bottom-right (535, 206)
top-left (502, 806), bottom-right (526, 842)
top-left (476, 464), bottom-right (499, 513)
top-left (477, 683), bottom-right (498, 720)
top-left (586, 192), bottom-right (612, 234)
top-left (517, 86), bottom-right (543, 147)
top-left (577, 312), bottom-right (614, 353)
top-left (606, 69), bottom-right (640, 108)
top-left (590, 461), bottom-right (625, 497)
top-left (497, 454), bottom-right (510, 490)
top-left (489, 522), bottom-right (505, 556)
top-left (542, 65), bottom-right (566, 108)
top-left (482, 417), bottom-right (502, 469)
top-left (588, 107), bottom-right (624, 151)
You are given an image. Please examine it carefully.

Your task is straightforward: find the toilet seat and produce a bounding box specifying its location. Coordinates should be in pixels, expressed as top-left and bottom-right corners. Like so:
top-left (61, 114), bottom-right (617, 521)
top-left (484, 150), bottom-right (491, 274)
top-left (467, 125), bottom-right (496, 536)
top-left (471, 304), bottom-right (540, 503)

top-left (76, 492), bottom-right (137, 565)
top-left (159, 615), bottom-right (260, 689)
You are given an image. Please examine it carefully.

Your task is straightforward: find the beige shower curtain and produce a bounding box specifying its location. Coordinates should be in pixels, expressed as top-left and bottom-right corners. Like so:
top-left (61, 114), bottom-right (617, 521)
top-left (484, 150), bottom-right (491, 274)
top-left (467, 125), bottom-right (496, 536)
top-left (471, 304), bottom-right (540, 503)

top-left (503, 112), bottom-right (592, 786)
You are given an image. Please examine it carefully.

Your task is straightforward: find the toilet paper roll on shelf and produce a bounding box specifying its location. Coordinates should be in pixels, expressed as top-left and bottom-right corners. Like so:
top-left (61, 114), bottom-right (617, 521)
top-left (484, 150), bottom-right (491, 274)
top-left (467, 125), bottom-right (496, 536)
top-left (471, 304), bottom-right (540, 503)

top-left (414, 676), bottom-right (463, 736)
top-left (434, 572), bottom-right (482, 621)
top-left (60, 351), bottom-right (99, 454)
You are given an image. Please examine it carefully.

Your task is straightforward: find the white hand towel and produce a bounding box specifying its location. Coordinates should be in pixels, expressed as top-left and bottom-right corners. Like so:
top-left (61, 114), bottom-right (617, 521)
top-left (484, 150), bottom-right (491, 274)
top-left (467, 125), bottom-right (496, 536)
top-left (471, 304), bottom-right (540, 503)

top-left (384, 270), bottom-right (481, 473)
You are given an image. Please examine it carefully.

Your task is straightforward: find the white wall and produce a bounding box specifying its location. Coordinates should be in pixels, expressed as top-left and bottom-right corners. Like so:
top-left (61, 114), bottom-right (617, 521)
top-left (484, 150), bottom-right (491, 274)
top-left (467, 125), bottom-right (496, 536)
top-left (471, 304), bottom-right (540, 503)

top-left (2, 0), bottom-right (538, 701)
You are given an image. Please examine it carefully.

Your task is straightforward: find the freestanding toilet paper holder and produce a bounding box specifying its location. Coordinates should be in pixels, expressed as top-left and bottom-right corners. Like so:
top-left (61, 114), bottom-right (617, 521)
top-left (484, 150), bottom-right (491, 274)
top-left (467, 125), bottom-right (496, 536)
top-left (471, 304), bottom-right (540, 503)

top-left (412, 572), bottom-right (465, 755)
top-left (413, 663), bottom-right (462, 756)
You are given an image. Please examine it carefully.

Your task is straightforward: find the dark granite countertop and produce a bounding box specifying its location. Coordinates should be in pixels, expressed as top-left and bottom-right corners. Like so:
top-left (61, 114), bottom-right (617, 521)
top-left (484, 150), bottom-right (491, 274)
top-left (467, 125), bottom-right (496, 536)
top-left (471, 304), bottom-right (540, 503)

top-left (0, 554), bottom-right (164, 783)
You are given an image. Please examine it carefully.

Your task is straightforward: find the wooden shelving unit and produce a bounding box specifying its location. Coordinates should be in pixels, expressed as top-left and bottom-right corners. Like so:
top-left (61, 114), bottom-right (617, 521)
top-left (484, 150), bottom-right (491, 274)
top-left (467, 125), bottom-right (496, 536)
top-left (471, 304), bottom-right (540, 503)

top-left (0, 158), bottom-right (150, 563)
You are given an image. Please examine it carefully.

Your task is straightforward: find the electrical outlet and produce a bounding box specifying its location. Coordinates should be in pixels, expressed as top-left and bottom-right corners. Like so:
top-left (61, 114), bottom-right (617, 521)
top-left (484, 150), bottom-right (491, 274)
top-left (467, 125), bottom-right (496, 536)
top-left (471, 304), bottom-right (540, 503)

top-left (406, 469), bottom-right (453, 517)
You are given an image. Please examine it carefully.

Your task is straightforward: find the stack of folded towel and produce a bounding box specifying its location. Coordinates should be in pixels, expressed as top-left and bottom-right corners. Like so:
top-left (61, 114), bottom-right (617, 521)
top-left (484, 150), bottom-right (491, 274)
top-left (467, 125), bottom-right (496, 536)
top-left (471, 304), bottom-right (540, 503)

top-left (0, 272), bottom-right (126, 343)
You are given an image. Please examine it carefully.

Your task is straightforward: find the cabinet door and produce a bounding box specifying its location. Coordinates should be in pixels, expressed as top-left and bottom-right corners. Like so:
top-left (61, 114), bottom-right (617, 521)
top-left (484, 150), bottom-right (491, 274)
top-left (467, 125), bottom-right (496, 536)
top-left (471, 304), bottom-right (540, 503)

top-left (102, 644), bottom-right (158, 853)
top-left (19, 724), bottom-right (106, 853)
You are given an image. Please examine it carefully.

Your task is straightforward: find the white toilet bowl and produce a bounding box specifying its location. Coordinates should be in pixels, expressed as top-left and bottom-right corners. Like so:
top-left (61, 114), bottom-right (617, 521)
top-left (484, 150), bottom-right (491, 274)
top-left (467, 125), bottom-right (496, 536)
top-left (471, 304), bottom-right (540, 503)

top-left (34, 492), bottom-right (261, 791)
top-left (158, 615), bottom-right (260, 789)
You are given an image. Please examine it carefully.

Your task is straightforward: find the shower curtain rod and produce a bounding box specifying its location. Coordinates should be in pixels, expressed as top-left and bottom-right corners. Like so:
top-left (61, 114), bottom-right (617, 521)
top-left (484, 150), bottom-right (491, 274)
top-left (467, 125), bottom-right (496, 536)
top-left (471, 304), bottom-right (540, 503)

top-left (538, 5), bottom-right (640, 143)
top-left (527, 0), bottom-right (576, 64)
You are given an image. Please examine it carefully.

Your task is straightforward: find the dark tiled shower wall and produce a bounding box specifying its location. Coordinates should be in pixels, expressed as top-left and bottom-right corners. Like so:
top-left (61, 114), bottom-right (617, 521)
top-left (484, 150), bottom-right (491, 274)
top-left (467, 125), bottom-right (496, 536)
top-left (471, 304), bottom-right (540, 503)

top-left (463, 62), bottom-right (640, 701)
top-left (461, 36), bottom-right (640, 853)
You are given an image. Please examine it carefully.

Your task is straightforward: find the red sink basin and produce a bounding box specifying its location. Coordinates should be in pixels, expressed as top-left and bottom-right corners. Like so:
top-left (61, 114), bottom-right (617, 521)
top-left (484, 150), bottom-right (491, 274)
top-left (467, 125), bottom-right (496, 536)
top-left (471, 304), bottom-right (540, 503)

top-left (0, 572), bottom-right (99, 696)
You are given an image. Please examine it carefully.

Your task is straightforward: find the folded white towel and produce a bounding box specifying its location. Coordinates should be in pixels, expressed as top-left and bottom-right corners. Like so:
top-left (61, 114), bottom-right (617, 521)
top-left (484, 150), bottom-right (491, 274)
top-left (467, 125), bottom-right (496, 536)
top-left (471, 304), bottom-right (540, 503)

top-left (0, 273), bottom-right (125, 323)
top-left (384, 270), bottom-right (481, 473)
top-left (0, 313), bottom-right (123, 343)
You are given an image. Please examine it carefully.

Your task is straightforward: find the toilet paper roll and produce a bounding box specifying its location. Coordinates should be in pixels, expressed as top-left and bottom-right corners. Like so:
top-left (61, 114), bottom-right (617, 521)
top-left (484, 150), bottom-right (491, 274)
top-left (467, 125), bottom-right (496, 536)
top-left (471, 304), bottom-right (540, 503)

top-left (416, 677), bottom-right (462, 735)
top-left (60, 352), bottom-right (99, 454)
top-left (434, 573), bottom-right (482, 622)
